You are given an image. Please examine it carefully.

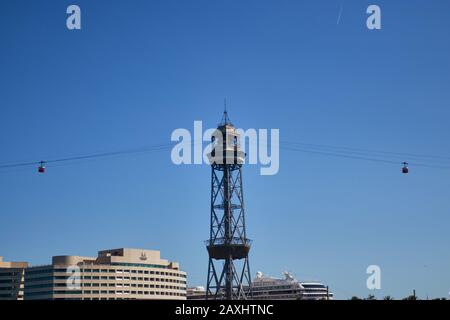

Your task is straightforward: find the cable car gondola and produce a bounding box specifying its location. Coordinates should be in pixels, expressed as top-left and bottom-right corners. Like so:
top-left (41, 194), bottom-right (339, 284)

top-left (38, 161), bottom-right (46, 173)
top-left (402, 162), bottom-right (409, 174)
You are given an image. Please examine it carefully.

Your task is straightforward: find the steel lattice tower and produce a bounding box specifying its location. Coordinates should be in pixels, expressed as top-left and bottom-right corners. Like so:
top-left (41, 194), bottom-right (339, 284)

top-left (205, 110), bottom-right (252, 300)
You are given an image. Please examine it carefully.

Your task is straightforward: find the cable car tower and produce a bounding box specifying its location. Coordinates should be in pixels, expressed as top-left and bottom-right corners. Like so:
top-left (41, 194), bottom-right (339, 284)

top-left (205, 108), bottom-right (252, 300)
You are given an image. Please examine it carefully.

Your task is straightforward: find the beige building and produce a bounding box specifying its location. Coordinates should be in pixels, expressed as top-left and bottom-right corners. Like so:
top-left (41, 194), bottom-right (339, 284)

top-left (24, 248), bottom-right (186, 300)
top-left (0, 256), bottom-right (28, 300)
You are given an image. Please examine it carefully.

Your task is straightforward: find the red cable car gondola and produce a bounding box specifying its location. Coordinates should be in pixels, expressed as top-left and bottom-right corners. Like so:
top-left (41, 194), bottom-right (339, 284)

top-left (38, 161), bottom-right (45, 173)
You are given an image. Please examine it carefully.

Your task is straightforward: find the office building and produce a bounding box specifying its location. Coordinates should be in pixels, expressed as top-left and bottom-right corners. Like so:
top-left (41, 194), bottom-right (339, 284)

top-left (0, 256), bottom-right (28, 300)
top-left (24, 248), bottom-right (186, 300)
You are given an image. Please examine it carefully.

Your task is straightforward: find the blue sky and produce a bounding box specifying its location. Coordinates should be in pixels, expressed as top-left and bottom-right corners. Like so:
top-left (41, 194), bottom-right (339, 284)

top-left (1, 0), bottom-right (450, 299)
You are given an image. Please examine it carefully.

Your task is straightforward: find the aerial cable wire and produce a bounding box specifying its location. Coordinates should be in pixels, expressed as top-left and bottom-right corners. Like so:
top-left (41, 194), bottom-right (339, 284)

top-left (1, 139), bottom-right (450, 172)
top-left (280, 145), bottom-right (450, 170)
top-left (281, 141), bottom-right (450, 162)
top-left (0, 143), bottom-right (174, 170)
top-left (0, 140), bottom-right (207, 171)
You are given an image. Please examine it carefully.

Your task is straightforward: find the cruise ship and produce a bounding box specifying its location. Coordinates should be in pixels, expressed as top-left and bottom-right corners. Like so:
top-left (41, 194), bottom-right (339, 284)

top-left (187, 272), bottom-right (334, 300)
top-left (250, 271), bottom-right (334, 300)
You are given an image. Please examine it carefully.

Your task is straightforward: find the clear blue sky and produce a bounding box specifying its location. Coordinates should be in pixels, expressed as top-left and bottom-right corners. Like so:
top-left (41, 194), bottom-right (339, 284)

top-left (1, 0), bottom-right (450, 299)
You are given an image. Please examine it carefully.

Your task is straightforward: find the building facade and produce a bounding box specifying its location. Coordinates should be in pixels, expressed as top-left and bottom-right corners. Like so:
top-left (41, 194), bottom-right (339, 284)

top-left (0, 256), bottom-right (28, 300)
top-left (24, 248), bottom-right (187, 300)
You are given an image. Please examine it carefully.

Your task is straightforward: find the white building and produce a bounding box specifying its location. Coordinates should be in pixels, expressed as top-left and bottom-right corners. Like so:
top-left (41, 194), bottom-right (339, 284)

top-left (24, 248), bottom-right (187, 300)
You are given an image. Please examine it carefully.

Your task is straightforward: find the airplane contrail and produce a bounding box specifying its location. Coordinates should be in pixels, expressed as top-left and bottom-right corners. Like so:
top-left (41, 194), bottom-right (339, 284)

top-left (337, 3), bottom-right (344, 25)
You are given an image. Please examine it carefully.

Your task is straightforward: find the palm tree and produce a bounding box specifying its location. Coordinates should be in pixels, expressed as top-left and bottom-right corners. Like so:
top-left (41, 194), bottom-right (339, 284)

top-left (383, 295), bottom-right (394, 300)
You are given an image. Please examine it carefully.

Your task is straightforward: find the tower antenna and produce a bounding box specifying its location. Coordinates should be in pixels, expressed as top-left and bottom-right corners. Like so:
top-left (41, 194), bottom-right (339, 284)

top-left (220, 98), bottom-right (232, 126)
